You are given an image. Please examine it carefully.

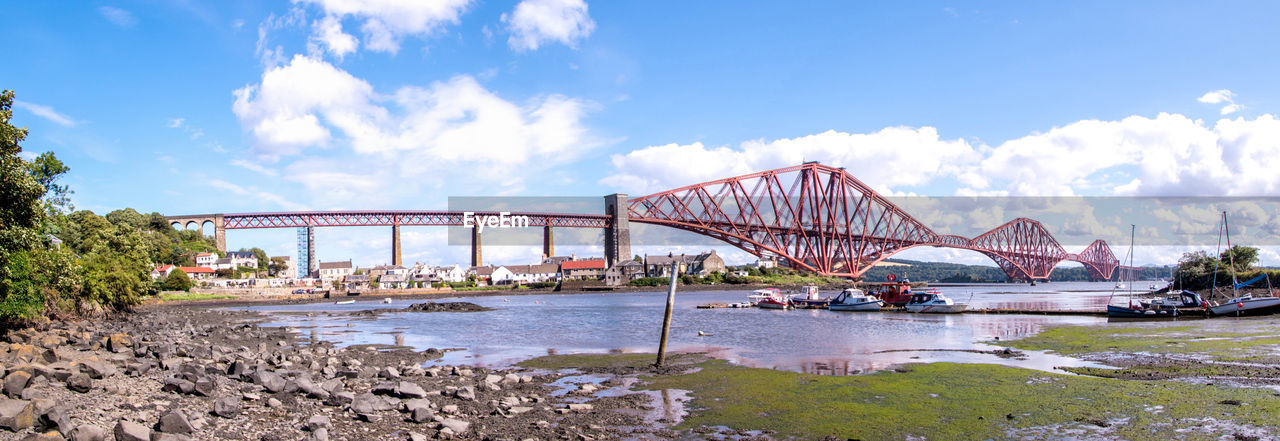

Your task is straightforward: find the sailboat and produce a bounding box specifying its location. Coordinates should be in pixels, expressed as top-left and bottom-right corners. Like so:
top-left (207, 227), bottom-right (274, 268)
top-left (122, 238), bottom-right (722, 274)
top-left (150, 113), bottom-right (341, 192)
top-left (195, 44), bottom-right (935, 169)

top-left (1107, 225), bottom-right (1178, 318)
top-left (1207, 212), bottom-right (1280, 317)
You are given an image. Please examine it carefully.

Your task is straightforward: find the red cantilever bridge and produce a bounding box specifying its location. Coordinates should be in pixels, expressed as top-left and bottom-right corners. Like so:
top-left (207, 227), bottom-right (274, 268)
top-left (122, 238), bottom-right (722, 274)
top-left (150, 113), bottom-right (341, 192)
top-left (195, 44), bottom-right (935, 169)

top-left (169, 162), bottom-right (1128, 281)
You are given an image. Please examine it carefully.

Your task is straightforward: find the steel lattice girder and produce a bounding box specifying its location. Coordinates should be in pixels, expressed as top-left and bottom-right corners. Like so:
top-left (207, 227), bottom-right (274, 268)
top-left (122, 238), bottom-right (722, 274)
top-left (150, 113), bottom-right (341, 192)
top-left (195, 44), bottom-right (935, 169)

top-left (221, 211), bottom-right (610, 229)
top-left (627, 162), bottom-right (1124, 280)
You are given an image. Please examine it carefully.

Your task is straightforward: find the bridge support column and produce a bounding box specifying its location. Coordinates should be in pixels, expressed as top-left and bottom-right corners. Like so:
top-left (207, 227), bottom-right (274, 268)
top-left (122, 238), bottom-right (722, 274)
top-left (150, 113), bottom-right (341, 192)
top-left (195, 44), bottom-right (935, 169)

top-left (213, 214), bottom-right (226, 253)
top-left (604, 194), bottom-right (630, 267)
top-left (543, 226), bottom-right (554, 259)
top-left (392, 224), bottom-right (402, 266)
top-left (471, 228), bottom-right (482, 267)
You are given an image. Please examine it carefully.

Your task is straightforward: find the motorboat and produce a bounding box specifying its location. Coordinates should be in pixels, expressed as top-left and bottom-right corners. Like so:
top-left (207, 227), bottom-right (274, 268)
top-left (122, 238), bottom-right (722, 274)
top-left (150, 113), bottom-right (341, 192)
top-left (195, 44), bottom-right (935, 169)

top-left (747, 288), bottom-right (781, 306)
top-left (828, 288), bottom-right (883, 312)
top-left (1209, 294), bottom-right (1280, 317)
top-left (790, 285), bottom-right (831, 309)
top-left (869, 282), bottom-right (914, 307)
top-left (904, 291), bottom-right (966, 313)
top-left (1108, 301), bottom-right (1177, 318)
top-left (1140, 290), bottom-right (1206, 309)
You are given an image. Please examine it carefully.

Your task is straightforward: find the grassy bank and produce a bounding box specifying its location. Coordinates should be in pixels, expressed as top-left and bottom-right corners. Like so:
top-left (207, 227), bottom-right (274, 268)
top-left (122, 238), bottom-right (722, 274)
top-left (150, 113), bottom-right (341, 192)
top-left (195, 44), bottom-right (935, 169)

top-left (523, 353), bottom-right (1280, 440)
top-left (158, 292), bottom-right (236, 301)
top-left (996, 319), bottom-right (1280, 361)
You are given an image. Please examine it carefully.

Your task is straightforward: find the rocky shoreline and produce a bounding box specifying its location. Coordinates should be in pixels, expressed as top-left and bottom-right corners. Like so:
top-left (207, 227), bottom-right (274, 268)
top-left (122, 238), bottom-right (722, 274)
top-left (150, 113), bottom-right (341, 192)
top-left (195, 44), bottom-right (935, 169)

top-left (0, 304), bottom-right (677, 441)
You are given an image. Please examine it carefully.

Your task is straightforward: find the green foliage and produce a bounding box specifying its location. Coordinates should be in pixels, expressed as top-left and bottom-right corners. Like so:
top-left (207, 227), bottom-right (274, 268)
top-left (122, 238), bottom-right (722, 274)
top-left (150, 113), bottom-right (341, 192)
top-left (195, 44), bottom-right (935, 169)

top-left (268, 256), bottom-right (288, 277)
top-left (628, 277), bottom-right (667, 287)
top-left (239, 247), bottom-right (269, 269)
top-left (162, 268), bottom-right (193, 291)
top-left (1220, 245), bottom-right (1259, 272)
top-left (159, 292), bottom-right (234, 301)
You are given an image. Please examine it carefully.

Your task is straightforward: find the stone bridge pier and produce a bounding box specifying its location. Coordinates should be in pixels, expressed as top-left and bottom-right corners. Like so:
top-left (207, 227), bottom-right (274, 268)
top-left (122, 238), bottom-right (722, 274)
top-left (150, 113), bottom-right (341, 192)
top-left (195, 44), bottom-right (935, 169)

top-left (165, 214), bottom-right (225, 252)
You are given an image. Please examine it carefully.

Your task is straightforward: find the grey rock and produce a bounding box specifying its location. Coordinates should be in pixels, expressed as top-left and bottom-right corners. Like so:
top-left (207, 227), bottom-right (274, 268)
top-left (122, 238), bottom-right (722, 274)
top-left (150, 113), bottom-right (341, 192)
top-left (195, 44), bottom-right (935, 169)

top-left (266, 398), bottom-right (282, 408)
top-left (113, 419), bottom-right (150, 441)
top-left (350, 392), bottom-right (395, 414)
top-left (304, 415), bottom-right (330, 432)
top-left (66, 374), bottom-right (92, 393)
top-left (0, 398), bottom-right (34, 431)
top-left (251, 371), bottom-right (285, 393)
top-left (4, 371), bottom-right (31, 397)
top-left (38, 405), bottom-right (72, 434)
top-left (70, 425), bottom-right (106, 441)
top-left (80, 361), bottom-right (114, 379)
top-left (192, 377), bottom-right (214, 397)
top-left (212, 397), bottom-right (240, 418)
top-left (150, 433), bottom-right (191, 441)
top-left (161, 378), bottom-right (194, 395)
top-left (158, 410), bottom-right (192, 434)
top-left (454, 386), bottom-right (475, 401)
top-left (371, 382), bottom-right (396, 396)
top-left (438, 418), bottom-right (469, 434)
top-left (310, 427), bottom-right (328, 441)
top-left (410, 406), bottom-right (433, 423)
top-left (396, 381), bottom-right (427, 399)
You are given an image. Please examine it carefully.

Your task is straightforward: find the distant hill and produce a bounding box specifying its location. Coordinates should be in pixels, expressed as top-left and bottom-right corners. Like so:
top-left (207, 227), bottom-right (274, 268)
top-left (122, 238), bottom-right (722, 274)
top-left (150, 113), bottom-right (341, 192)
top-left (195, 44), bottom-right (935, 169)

top-left (860, 259), bottom-right (1174, 283)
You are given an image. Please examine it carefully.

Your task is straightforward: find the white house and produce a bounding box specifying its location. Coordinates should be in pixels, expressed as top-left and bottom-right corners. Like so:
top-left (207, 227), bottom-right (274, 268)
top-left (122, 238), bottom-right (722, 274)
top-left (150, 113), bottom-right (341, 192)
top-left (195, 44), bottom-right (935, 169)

top-left (434, 264), bottom-right (466, 283)
top-left (318, 260), bottom-right (354, 282)
top-left (226, 251), bottom-right (258, 268)
top-left (195, 252), bottom-right (217, 267)
top-left (490, 266), bottom-right (515, 284)
top-left (506, 264), bottom-right (560, 283)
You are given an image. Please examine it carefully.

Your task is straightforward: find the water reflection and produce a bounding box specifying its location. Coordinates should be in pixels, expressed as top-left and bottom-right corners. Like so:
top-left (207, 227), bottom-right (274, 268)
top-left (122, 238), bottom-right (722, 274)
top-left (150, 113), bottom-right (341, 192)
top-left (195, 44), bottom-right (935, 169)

top-left (247, 282), bottom-right (1123, 375)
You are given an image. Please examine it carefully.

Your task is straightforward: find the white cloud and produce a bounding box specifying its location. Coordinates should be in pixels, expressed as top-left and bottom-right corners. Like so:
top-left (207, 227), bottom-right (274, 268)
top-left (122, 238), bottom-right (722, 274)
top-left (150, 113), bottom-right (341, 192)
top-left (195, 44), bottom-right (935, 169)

top-left (209, 179), bottom-right (307, 211)
top-left (233, 55), bottom-right (597, 170)
top-left (601, 127), bottom-right (978, 195)
top-left (1197, 89), bottom-right (1234, 104)
top-left (167, 118), bottom-right (185, 128)
top-left (98, 6), bottom-right (138, 27)
top-left (1197, 89), bottom-right (1242, 115)
top-left (13, 101), bottom-right (76, 127)
top-left (978, 113), bottom-right (1280, 197)
top-left (295, 0), bottom-right (472, 54)
top-left (230, 159), bottom-right (279, 177)
top-left (311, 15), bottom-right (358, 58)
top-left (502, 0), bottom-right (596, 51)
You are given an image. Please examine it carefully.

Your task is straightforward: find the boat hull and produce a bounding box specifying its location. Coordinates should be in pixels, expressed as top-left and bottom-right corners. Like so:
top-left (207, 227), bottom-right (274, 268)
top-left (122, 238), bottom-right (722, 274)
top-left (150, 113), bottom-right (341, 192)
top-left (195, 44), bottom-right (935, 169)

top-left (905, 304), bottom-right (966, 313)
top-left (1107, 304), bottom-right (1176, 318)
top-left (756, 300), bottom-right (790, 310)
top-left (1209, 297), bottom-right (1280, 317)
top-left (829, 301), bottom-right (882, 312)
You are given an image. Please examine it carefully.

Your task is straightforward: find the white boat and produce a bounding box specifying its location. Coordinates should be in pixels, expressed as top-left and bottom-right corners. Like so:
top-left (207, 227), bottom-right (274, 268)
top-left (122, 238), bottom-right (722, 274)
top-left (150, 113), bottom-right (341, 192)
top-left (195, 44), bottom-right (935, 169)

top-left (1209, 294), bottom-right (1280, 317)
top-left (828, 288), bottom-right (883, 312)
top-left (904, 291), bottom-right (966, 313)
top-left (747, 288), bottom-right (781, 306)
top-left (335, 300), bottom-right (355, 305)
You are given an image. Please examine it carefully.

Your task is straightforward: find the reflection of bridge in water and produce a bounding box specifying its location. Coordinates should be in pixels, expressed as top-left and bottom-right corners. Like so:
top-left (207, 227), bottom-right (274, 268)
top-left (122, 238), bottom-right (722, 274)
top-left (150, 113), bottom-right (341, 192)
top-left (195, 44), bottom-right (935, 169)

top-left (168, 162), bottom-right (1135, 281)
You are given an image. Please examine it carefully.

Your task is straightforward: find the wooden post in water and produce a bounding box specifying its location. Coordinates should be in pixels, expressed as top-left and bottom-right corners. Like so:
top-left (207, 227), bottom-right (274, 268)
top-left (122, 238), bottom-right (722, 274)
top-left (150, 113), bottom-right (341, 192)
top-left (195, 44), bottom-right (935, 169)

top-left (655, 260), bottom-right (679, 367)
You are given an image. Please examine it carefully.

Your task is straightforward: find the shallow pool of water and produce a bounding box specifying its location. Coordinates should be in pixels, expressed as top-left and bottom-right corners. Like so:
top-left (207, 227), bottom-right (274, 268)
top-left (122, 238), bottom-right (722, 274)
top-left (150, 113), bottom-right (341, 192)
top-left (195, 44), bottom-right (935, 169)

top-left (245, 281), bottom-right (1129, 374)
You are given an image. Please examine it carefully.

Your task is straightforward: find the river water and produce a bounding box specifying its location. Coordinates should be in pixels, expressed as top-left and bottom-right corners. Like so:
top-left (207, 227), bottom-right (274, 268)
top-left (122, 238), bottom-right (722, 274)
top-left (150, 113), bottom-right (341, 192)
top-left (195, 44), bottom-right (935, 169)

top-left (245, 281), bottom-right (1144, 375)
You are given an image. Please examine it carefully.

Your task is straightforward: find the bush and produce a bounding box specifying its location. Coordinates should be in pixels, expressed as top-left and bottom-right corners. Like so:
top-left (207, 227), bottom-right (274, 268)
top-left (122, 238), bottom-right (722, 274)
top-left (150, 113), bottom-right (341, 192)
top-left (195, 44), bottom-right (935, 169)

top-left (629, 277), bottom-right (667, 287)
top-left (162, 268), bottom-right (193, 291)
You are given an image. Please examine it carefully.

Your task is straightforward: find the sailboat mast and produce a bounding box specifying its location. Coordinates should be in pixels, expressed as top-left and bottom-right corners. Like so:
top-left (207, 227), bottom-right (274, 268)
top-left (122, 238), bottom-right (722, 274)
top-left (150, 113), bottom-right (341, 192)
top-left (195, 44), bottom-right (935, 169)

top-left (1128, 224), bottom-right (1135, 301)
top-left (1211, 213), bottom-right (1224, 301)
top-left (1225, 211), bottom-right (1238, 297)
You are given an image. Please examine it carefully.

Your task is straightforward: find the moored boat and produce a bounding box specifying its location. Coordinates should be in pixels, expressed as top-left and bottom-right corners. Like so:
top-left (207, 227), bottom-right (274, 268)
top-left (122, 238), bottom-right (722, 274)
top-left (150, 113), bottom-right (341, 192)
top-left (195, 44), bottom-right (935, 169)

top-left (790, 285), bottom-right (831, 309)
top-left (747, 288), bottom-right (781, 306)
top-left (904, 291), bottom-right (966, 313)
top-left (870, 281), bottom-right (914, 307)
top-left (1209, 294), bottom-right (1280, 317)
top-left (828, 288), bottom-right (883, 312)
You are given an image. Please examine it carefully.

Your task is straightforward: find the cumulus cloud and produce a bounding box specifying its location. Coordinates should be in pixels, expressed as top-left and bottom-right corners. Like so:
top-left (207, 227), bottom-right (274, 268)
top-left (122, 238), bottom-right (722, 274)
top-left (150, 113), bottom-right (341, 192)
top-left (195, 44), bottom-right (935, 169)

top-left (295, 0), bottom-right (472, 54)
top-left (98, 6), bottom-right (138, 27)
top-left (601, 127), bottom-right (979, 195)
top-left (311, 15), bottom-right (358, 58)
top-left (13, 101), bottom-right (75, 127)
top-left (502, 0), bottom-right (596, 51)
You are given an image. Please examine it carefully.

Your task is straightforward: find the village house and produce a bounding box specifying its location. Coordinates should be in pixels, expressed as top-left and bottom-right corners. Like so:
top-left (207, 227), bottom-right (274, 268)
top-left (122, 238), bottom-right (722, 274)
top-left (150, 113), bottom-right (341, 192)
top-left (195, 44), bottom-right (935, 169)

top-left (377, 273), bottom-right (408, 289)
top-left (195, 252), bottom-right (217, 267)
top-left (226, 251), bottom-right (258, 268)
top-left (317, 260), bottom-right (354, 282)
top-left (604, 260), bottom-right (645, 286)
top-left (561, 259), bottom-right (607, 280)
top-left (342, 274), bottom-right (370, 290)
top-left (368, 265), bottom-right (407, 278)
top-left (152, 265), bottom-right (216, 281)
top-left (644, 250), bottom-right (727, 277)
top-left (433, 264), bottom-right (467, 283)
top-left (271, 256), bottom-right (293, 278)
top-left (505, 263), bottom-right (560, 284)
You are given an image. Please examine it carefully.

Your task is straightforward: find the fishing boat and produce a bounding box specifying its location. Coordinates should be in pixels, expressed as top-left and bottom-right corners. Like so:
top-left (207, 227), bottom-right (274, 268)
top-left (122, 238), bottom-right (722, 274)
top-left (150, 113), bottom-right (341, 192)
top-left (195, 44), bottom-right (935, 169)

top-left (790, 285), bottom-right (831, 309)
top-left (870, 281), bottom-right (914, 307)
top-left (828, 288), bottom-right (883, 312)
top-left (904, 291), bottom-right (966, 313)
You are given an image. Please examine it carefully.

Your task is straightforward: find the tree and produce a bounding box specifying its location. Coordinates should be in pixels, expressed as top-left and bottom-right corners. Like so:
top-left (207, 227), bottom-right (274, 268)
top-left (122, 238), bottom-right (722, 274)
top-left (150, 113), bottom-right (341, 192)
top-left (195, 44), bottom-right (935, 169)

top-left (28, 152), bottom-right (71, 212)
top-left (0, 90), bottom-right (51, 319)
top-left (162, 268), bottom-right (193, 291)
top-left (269, 256), bottom-right (288, 277)
top-left (1220, 245), bottom-right (1259, 273)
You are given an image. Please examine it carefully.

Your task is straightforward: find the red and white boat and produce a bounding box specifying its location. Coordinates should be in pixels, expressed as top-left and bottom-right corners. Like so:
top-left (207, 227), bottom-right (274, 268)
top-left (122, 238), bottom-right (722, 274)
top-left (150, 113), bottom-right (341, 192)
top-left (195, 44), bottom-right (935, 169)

top-left (750, 288), bottom-right (792, 310)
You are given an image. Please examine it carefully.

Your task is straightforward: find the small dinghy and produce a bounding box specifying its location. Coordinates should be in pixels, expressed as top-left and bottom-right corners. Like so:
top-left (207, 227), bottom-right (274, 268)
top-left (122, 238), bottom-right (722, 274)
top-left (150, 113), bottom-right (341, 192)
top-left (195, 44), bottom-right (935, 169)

top-left (334, 300), bottom-right (356, 305)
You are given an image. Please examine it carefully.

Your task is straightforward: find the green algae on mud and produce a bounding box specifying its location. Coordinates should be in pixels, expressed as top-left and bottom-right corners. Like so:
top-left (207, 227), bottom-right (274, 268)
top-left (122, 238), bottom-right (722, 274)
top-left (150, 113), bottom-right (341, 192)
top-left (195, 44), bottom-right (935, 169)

top-left (995, 319), bottom-right (1280, 361)
top-left (521, 353), bottom-right (1280, 440)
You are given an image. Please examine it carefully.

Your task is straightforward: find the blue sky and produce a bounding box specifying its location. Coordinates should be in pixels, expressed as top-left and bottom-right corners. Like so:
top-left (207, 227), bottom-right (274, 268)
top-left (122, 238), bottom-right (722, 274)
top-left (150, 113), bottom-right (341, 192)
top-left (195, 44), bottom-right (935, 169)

top-left (6, 1), bottom-right (1280, 269)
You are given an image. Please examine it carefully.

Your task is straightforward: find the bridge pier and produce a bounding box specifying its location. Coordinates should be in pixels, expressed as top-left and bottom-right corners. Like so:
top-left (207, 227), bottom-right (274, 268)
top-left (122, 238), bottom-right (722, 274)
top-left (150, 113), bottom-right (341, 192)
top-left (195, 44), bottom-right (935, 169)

top-left (604, 194), bottom-right (630, 267)
top-left (213, 214), bottom-right (226, 253)
top-left (392, 224), bottom-right (402, 266)
top-left (298, 227), bottom-right (315, 278)
top-left (471, 228), bottom-right (482, 267)
top-left (543, 226), bottom-right (554, 259)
